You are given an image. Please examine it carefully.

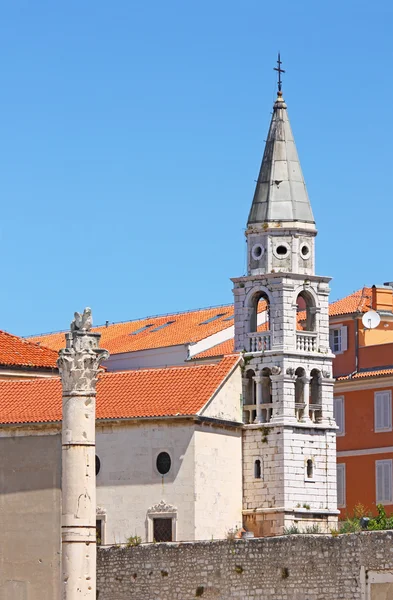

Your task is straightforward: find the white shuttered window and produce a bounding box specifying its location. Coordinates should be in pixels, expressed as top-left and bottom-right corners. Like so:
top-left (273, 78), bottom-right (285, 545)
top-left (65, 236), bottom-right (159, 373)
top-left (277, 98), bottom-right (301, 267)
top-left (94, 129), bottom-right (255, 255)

top-left (334, 396), bottom-right (345, 436)
top-left (337, 463), bottom-right (346, 508)
top-left (374, 391), bottom-right (392, 432)
top-left (376, 459), bottom-right (393, 504)
top-left (329, 325), bottom-right (347, 354)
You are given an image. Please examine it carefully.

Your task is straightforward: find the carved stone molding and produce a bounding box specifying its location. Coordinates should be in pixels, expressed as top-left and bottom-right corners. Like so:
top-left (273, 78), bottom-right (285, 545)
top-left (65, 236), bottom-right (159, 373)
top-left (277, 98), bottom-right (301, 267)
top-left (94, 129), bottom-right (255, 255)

top-left (57, 308), bottom-right (109, 394)
top-left (271, 366), bottom-right (281, 375)
top-left (147, 500), bottom-right (177, 515)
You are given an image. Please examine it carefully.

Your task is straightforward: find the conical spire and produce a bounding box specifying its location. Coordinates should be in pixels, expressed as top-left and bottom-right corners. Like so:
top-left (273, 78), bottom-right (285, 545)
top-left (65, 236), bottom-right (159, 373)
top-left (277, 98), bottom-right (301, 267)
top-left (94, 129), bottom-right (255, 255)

top-left (247, 90), bottom-right (314, 227)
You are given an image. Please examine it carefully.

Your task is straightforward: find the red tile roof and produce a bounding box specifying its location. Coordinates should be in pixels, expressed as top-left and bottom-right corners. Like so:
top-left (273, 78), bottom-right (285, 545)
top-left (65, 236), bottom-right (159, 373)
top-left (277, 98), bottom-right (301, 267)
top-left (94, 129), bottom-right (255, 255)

top-left (26, 288), bottom-right (373, 360)
top-left (28, 302), bottom-right (268, 357)
top-left (0, 330), bottom-right (58, 369)
top-left (337, 368), bottom-right (393, 381)
top-left (0, 355), bottom-right (240, 425)
top-left (28, 304), bottom-right (237, 355)
top-left (329, 287), bottom-right (372, 317)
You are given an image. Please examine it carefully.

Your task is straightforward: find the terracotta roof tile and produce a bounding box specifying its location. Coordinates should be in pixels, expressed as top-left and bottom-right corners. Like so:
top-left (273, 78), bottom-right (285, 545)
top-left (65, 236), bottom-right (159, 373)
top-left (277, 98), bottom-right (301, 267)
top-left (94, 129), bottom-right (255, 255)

top-left (196, 339), bottom-right (235, 358)
top-left (329, 287), bottom-right (372, 317)
top-left (26, 288), bottom-right (373, 359)
top-left (0, 355), bottom-right (240, 425)
top-left (0, 330), bottom-right (57, 369)
top-left (28, 305), bottom-right (236, 355)
top-left (337, 368), bottom-right (393, 381)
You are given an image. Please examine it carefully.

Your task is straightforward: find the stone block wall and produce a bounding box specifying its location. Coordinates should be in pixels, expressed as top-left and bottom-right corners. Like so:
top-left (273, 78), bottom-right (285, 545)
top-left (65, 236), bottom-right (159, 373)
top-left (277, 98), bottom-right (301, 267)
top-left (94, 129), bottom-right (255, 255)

top-left (97, 530), bottom-right (393, 600)
top-left (243, 424), bottom-right (337, 536)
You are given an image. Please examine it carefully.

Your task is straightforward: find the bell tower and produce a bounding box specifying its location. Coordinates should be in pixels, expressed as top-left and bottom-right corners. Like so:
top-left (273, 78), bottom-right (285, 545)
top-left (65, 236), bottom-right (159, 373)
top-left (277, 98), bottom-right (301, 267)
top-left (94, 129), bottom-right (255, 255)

top-left (234, 57), bottom-right (339, 536)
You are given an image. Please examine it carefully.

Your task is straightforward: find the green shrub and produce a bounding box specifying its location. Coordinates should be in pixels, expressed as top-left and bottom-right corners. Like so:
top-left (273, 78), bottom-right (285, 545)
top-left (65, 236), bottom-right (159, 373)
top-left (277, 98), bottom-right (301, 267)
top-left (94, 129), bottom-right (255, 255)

top-left (126, 535), bottom-right (142, 547)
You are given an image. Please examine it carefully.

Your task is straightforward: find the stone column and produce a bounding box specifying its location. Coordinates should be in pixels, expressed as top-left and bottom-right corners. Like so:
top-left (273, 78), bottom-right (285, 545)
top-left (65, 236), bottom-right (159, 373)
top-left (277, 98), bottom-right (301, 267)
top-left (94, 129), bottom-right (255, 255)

top-left (253, 374), bottom-right (263, 423)
top-left (57, 308), bottom-right (109, 600)
top-left (301, 376), bottom-right (312, 424)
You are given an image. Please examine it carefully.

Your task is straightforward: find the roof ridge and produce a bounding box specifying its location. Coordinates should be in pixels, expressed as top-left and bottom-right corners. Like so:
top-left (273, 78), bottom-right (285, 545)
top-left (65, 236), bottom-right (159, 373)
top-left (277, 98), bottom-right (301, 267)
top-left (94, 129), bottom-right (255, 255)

top-left (26, 302), bottom-right (234, 339)
top-left (99, 357), bottom-right (234, 378)
top-left (0, 328), bottom-right (58, 354)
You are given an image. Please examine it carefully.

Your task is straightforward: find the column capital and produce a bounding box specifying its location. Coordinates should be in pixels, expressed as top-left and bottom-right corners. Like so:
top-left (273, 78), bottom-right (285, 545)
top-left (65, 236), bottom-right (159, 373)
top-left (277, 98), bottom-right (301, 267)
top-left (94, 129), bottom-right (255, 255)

top-left (58, 308), bottom-right (109, 395)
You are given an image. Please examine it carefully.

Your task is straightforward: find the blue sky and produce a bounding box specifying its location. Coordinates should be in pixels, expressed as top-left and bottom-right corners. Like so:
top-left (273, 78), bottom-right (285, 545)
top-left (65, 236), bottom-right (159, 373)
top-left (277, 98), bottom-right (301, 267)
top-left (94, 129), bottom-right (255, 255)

top-left (0, 1), bottom-right (392, 336)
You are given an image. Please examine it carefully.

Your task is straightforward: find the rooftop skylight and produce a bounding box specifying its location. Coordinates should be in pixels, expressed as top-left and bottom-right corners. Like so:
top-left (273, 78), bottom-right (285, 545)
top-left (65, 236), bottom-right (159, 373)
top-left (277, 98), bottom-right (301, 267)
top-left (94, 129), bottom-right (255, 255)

top-left (222, 315), bottom-right (234, 322)
top-left (150, 320), bottom-right (176, 332)
top-left (199, 313), bottom-right (227, 325)
top-left (130, 324), bottom-right (154, 335)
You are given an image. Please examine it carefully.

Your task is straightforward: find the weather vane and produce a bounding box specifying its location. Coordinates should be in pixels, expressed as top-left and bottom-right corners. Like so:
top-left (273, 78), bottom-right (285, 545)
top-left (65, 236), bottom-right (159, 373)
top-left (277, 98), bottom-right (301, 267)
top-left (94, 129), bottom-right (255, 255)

top-left (274, 52), bottom-right (285, 93)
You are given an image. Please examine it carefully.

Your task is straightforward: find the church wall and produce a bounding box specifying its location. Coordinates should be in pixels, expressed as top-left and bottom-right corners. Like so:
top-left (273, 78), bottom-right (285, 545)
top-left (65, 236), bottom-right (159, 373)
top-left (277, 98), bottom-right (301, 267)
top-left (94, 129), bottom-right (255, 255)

top-left (96, 530), bottom-right (393, 600)
top-left (96, 420), bottom-right (196, 544)
top-left (0, 430), bottom-right (61, 600)
top-left (103, 344), bottom-right (189, 371)
top-left (200, 364), bottom-right (242, 422)
top-left (194, 426), bottom-right (242, 540)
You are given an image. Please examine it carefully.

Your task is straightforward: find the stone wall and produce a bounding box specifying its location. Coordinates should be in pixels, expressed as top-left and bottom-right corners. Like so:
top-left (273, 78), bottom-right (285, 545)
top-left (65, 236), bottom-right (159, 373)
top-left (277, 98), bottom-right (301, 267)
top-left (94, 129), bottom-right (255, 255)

top-left (97, 530), bottom-right (393, 600)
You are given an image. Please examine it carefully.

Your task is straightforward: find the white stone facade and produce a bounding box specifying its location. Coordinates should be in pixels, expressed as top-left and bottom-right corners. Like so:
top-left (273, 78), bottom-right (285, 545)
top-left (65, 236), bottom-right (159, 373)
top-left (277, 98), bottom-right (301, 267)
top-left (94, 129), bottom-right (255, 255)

top-left (96, 419), bottom-right (243, 544)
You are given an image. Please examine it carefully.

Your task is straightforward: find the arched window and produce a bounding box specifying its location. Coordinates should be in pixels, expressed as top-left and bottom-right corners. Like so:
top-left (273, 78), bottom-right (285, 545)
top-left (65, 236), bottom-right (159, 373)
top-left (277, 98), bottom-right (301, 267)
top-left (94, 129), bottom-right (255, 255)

top-left (249, 291), bottom-right (270, 333)
top-left (295, 367), bottom-right (306, 421)
top-left (243, 370), bottom-right (256, 424)
top-left (296, 291), bottom-right (316, 332)
top-left (306, 459), bottom-right (314, 480)
top-left (254, 459), bottom-right (261, 479)
top-left (310, 369), bottom-right (322, 422)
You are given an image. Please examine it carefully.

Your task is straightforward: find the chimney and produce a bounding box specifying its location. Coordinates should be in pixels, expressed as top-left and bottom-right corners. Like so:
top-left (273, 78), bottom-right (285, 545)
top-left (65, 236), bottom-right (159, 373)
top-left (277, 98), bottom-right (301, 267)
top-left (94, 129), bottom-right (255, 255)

top-left (372, 285), bottom-right (393, 312)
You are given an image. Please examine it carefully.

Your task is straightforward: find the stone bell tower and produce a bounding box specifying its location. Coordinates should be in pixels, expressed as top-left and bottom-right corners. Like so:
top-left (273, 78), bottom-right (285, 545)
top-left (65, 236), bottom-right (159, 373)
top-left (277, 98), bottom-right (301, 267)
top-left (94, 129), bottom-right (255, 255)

top-left (233, 57), bottom-right (339, 536)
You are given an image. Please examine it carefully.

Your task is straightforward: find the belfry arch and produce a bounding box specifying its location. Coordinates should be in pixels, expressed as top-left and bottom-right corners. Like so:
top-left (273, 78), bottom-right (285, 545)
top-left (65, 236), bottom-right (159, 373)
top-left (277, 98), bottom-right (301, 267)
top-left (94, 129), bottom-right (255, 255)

top-left (296, 289), bottom-right (316, 332)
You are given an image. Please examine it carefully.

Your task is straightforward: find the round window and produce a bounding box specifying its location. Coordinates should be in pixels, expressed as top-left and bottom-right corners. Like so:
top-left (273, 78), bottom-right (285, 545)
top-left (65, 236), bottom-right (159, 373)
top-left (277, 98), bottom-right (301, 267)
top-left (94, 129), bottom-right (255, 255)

top-left (276, 245), bottom-right (288, 256)
top-left (251, 244), bottom-right (264, 261)
top-left (300, 244), bottom-right (310, 259)
top-left (95, 455), bottom-right (101, 476)
top-left (156, 452), bottom-right (171, 475)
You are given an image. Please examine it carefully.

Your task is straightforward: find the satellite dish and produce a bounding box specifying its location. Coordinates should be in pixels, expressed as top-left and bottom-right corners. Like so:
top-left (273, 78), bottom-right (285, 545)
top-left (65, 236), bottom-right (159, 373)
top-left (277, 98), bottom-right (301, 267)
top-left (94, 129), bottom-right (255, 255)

top-left (362, 310), bottom-right (381, 330)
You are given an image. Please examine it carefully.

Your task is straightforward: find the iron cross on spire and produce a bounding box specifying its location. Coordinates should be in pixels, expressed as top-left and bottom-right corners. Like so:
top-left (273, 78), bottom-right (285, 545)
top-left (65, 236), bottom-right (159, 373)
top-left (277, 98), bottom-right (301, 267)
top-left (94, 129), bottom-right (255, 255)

top-left (274, 53), bottom-right (285, 93)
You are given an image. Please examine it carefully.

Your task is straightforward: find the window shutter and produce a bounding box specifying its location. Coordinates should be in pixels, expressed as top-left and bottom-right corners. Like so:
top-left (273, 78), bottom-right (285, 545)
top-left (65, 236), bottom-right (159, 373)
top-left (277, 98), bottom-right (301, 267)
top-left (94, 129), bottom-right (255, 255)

top-left (383, 461), bottom-right (392, 503)
top-left (334, 397), bottom-right (344, 435)
top-left (340, 326), bottom-right (348, 352)
top-left (376, 461), bottom-right (384, 503)
top-left (376, 460), bottom-right (392, 503)
top-left (375, 395), bottom-right (383, 430)
top-left (375, 392), bottom-right (392, 430)
top-left (329, 329), bottom-right (334, 350)
top-left (383, 392), bottom-right (392, 429)
top-left (337, 464), bottom-right (345, 507)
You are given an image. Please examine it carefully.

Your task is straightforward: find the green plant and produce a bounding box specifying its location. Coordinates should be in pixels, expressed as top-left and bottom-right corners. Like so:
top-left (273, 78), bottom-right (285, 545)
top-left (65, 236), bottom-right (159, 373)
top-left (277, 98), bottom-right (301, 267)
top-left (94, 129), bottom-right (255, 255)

top-left (226, 527), bottom-right (239, 541)
top-left (304, 524), bottom-right (321, 534)
top-left (161, 570), bottom-right (168, 577)
top-left (302, 503), bottom-right (310, 510)
top-left (368, 504), bottom-right (393, 531)
top-left (339, 518), bottom-right (361, 534)
top-left (126, 535), bottom-right (142, 547)
top-left (261, 425), bottom-right (270, 444)
top-left (281, 567), bottom-right (289, 579)
top-left (195, 586), bottom-right (204, 597)
top-left (283, 525), bottom-right (300, 535)
top-left (234, 565), bottom-right (243, 574)
top-left (330, 528), bottom-right (339, 537)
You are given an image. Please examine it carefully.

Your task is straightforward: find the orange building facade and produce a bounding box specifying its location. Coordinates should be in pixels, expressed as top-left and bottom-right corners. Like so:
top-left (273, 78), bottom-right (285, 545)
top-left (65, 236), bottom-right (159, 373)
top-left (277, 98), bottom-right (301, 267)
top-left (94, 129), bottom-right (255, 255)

top-left (331, 285), bottom-right (393, 518)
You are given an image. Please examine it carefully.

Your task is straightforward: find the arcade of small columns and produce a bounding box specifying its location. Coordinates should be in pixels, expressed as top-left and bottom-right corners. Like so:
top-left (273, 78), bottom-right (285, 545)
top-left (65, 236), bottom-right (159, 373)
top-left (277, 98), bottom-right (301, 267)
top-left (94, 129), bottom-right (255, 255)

top-left (242, 367), bottom-right (326, 425)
